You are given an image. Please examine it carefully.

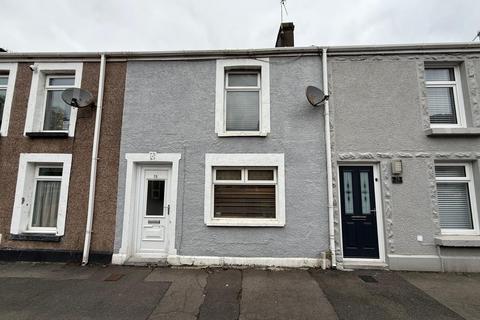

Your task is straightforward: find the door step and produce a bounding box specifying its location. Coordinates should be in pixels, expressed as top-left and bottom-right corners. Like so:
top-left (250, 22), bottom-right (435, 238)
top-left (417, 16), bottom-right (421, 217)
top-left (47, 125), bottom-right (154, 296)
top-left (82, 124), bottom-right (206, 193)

top-left (125, 257), bottom-right (168, 267)
top-left (341, 261), bottom-right (388, 270)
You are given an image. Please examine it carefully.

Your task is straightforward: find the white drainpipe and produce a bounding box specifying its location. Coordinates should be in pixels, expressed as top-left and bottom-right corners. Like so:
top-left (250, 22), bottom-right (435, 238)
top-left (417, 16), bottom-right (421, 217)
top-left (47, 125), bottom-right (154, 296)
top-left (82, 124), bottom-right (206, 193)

top-left (322, 48), bottom-right (336, 267)
top-left (82, 54), bottom-right (106, 265)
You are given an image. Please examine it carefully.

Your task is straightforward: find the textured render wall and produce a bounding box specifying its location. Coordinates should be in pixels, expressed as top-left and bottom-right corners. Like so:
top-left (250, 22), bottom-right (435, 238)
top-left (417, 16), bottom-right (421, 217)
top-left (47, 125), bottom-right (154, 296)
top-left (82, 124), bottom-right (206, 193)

top-left (329, 54), bottom-right (480, 266)
top-left (0, 62), bottom-right (125, 253)
top-left (115, 56), bottom-right (329, 258)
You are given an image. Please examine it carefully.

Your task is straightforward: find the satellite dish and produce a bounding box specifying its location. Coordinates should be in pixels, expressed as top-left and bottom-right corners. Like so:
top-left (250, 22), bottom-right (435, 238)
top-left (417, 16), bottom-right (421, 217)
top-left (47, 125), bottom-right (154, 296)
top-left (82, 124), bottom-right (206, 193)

top-left (306, 86), bottom-right (329, 107)
top-left (61, 88), bottom-right (95, 108)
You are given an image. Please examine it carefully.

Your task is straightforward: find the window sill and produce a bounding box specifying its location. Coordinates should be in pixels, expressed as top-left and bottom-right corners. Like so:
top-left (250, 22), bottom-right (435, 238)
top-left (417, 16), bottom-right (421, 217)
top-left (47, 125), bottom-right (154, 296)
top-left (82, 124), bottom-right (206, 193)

top-left (424, 128), bottom-right (480, 137)
top-left (206, 219), bottom-right (285, 227)
top-left (10, 233), bottom-right (62, 242)
top-left (434, 235), bottom-right (480, 247)
top-left (25, 132), bottom-right (69, 138)
top-left (217, 131), bottom-right (268, 137)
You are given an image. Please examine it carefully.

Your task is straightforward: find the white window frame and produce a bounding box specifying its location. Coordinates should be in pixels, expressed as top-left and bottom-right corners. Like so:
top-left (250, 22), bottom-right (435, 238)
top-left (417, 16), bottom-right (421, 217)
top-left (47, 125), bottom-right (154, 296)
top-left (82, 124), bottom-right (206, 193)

top-left (27, 165), bottom-right (64, 233)
top-left (24, 62), bottom-right (83, 137)
top-left (204, 153), bottom-right (285, 227)
top-left (425, 65), bottom-right (466, 129)
top-left (10, 153), bottom-right (72, 236)
top-left (215, 59), bottom-right (270, 137)
top-left (42, 75), bottom-right (76, 132)
top-left (435, 163), bottom-right (479, 235)
top-left (0, 63), bottom-right (18, 136)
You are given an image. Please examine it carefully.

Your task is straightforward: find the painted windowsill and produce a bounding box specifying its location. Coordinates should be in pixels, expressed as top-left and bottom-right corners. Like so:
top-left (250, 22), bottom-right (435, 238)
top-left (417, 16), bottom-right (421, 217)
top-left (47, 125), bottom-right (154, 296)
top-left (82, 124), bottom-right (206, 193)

top-left (425, 128), bottom-right (480, 137)
top-left (206, 219), bottom-right (285, 227)
top-left (25, 132), bottom-right (69, 138)
top-left (434, 235), bottom-right (480, 247)
top-left (217, 131), bottom-right (268, 137)
top-left (10, 233), bottom-right (62, 242)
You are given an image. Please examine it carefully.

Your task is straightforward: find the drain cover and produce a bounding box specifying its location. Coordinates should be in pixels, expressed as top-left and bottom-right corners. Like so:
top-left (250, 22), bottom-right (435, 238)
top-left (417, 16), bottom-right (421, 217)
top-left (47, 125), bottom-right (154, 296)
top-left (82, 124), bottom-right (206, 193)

top-left (359, 275), bottom-right (378, 283)
top-left (104, 273), bottom-right (125, 281)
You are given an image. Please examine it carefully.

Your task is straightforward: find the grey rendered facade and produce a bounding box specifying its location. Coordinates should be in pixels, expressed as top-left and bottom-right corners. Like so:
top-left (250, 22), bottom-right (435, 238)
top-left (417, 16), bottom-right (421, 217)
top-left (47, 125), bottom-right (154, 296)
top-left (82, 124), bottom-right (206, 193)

top-left (113, 55), bottom-right (330, 263)
top-left (111, 43), bottom-right (480, 271)
top-left (329, 47), bottom-right (480, 271)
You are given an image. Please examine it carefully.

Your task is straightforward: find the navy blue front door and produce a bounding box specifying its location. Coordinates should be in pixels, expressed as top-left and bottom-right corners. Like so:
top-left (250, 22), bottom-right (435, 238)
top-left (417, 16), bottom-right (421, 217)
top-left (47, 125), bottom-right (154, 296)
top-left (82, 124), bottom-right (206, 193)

top-left (339, 166), bottom-right (379, 259)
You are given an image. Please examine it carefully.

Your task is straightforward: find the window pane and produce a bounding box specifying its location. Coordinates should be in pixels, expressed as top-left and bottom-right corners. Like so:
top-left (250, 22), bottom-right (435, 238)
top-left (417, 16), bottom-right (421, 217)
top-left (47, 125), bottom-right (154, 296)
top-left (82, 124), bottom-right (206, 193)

top-left (31, 180), bottom-right (61, 228)
top-left (39, 167), bottom-right (63, 176)
top-left (0, 89), bottom-right (5, 129)
top-left (44, 90), bottom-right (71, 131)
top-left (0, 76), bottom-right (8, 86)
top-left (214, 185), bottom-right (275, 218)
top-left (427, 87), bottom-right (457, 124)
top-left (226, 91), bottom-right (259, 131)
top-left (228, 73), bottom-right (258, 87)
top-left (49, 77), bottom-right (75, 86)
top-left (425, 68), bottom-right (454, 81)
top-left (437, 183), bottom-right (473, 229)
top-left (360, 171), bottom-right (371, 214)
top-left (146, 180), bottom-right (165, 216)
top-left (343, 171), bottom-right (354, 215)
top-left (248, 170), bottom-right (274, 181)
top-left (216, 169), bottom-right (242, 180)
top-left (435, 166), bottom-right (466, 178)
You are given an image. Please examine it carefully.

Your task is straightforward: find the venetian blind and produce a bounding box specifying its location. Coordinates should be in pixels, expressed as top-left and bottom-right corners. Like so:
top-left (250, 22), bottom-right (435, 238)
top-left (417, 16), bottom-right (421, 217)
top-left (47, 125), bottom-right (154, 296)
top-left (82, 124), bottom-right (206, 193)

top-left (437, 183), bottom-right (473, 229)
top-left (214, 185), bottom-right (275, 218)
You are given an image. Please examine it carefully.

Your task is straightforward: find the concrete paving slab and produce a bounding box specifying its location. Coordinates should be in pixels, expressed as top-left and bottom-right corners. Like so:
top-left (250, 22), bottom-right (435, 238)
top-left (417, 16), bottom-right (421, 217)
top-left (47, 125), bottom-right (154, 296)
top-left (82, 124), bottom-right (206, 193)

top-left (197, 269), bottom-right (242, 320)
top-left (401, 272), bottom-right (480, 320)
top-left (240, 269), bottom-right (338, 320)
top-left (0, 274), bottom-right (170, 320)
top-left (145, 267), bottom-right (208, 320)
top-left (310, 270), bottom-right (463, 320)
top-left (0, 262), bottom-right (96, 280)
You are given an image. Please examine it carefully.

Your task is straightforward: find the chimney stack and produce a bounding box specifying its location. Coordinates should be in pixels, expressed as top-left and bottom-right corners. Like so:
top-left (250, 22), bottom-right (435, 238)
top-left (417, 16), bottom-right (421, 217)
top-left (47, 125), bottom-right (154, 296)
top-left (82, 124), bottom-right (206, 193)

top-left (275, 22), bottom-right (295, 47)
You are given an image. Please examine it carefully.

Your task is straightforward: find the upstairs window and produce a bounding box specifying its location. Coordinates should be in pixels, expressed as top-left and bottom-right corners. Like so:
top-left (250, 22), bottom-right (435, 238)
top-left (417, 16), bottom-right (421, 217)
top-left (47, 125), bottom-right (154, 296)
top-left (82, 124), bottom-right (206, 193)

top-left (215, 59), bottom-right (270, 137)
top-left (24, 63), bottom-right (82, 137)
top-left (425, 66), bottom-right (465, 128)
top-left (43, 75), bottom-right (75, 131)
top-left (225, 71), bottom-right (261, 132)
top-left (0, 63), bottom-right (18, 136)
top-left (435, 163), bottom-right (479, 235)
top-left (0, 74), bottom-right (8, 131)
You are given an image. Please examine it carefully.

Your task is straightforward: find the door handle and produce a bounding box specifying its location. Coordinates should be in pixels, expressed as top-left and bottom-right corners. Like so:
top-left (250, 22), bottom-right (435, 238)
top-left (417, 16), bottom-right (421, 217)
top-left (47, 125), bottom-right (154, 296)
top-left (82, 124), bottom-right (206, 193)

top-left (370, 209), bottom-right (376, 214)
top-left (167, 205), bottom-right (170, 215)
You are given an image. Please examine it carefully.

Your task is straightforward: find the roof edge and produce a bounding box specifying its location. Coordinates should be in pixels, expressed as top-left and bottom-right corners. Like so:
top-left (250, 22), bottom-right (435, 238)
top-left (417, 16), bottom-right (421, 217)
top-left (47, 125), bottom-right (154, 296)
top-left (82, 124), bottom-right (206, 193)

top-left (0, 42), bottom-right (479, 60)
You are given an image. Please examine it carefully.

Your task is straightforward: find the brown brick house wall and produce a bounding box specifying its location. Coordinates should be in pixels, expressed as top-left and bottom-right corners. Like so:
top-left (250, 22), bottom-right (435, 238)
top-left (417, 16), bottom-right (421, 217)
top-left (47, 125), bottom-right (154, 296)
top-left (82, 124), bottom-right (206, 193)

top-left (0, 60), bottom-right (125, 256)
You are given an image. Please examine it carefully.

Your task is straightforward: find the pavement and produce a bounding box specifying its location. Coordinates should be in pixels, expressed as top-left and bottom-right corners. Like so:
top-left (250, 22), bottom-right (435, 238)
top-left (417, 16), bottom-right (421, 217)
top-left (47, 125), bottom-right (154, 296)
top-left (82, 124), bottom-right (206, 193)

top-left (0, 262), bottom-right (479, 320)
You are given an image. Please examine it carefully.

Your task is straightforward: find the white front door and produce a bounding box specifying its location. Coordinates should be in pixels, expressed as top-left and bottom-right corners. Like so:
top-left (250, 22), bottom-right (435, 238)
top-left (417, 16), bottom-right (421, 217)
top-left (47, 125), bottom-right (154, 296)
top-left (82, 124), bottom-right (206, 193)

top-left (134, 167), bottom-right (171, 255)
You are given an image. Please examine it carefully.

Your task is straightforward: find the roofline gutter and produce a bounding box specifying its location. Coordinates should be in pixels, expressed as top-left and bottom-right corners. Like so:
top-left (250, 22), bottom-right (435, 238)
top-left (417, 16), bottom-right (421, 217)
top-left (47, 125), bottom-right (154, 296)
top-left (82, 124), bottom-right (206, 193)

top-left (0, 42), bottom-right (480, 61)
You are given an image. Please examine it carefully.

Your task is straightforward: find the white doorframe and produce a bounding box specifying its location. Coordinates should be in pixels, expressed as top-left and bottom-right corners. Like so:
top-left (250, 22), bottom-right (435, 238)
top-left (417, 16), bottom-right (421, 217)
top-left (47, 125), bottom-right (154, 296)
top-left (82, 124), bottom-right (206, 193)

top-left (113, 153), bottom-right (181, 264)
top-left (337, 162), bottom-right (386, 265)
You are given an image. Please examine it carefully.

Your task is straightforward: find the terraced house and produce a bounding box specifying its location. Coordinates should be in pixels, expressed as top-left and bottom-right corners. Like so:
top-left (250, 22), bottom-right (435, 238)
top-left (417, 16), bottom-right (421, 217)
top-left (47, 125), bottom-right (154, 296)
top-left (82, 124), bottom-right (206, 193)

top-left (0, 54), bottom-right (126, 262)
top-left (328, 43), bottom-right (480, 272)
top-left (1, 24), bottom-right (480, 272)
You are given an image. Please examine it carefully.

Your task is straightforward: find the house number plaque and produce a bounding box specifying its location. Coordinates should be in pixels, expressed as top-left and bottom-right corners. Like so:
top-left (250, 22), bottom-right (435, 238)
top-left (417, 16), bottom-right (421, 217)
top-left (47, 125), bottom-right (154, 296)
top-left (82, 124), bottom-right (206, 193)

top-left (149, 152), bottom-right (157, 161)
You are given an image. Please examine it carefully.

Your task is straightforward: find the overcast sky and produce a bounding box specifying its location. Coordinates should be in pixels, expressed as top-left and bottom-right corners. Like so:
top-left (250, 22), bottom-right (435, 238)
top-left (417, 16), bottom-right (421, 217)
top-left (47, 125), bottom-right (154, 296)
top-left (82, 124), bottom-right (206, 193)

top-left (1, 0), bottom-right (479, 52)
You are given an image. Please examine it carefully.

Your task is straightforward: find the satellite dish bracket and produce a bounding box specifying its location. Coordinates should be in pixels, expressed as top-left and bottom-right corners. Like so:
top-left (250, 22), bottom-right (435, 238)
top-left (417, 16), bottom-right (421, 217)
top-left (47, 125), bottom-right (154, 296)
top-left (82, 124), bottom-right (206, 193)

top-left (314, 94), bottom-right (329, 106)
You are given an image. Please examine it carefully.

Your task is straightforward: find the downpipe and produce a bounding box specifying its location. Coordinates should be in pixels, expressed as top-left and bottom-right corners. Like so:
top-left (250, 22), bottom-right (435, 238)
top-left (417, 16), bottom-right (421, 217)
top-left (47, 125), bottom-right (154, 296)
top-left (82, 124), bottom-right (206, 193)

top-left (322, 48), bottom-right (336, 268)
top-left (82, 54), bottom-right (106, 265)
